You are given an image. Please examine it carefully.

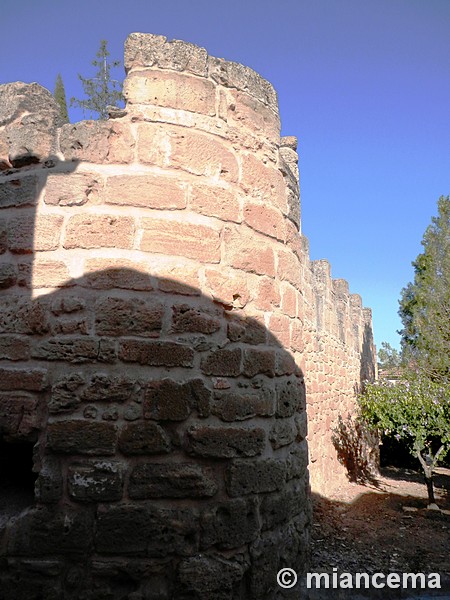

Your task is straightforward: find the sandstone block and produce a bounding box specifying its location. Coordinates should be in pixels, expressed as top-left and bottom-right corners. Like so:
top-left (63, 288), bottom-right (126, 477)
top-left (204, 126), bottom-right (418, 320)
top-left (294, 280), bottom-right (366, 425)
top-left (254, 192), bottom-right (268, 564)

top-left (211, 389), bottom-right (274, 421)
top-left (104, 174), bottom-right (186, 209)
top-left (223, 226), bottom-right (275, 277)
top-left (260, 484), bottom-right (306, 531)
top-left (46, 421), bottom-right (117, 455)
top-left (187, 425), bottom-right (265, 458)
top-left (119, 340), bottom-right (194, 367)
top-left (118, 421), bottom-right (171, 455)
top-left (95, 504), bottom-right (198, 557)
top-left (240, 154), bottom-right (286, 212)
top-left (243, 348), bottom-right (276, 377)
top-left (200, 497), bottom-right (260, 550)
top-left (201, 347), bottom-right (242, 376)
top-left (32, 338), bottom-right (101, 363)
top-left (189, 184), bottom-right (241, 223)
top-left (95, 296), bottom-right (164, 337)
top-left (227, 316), bottom-right (267, 345)
top-left (277, 249), bottom-right (301, 287)
top-left (45, 173), bottom-right (101, 206)
top-left (8, 214), bottom-right (63, 253)
top-left (81, 373), bottom-right (135, 403)
top-left (84, 259), bottom-right (153, 291)
top-left (49, 373), bottom-right (84, 414)
top-left (226, 458), bottom-right (286, 496)
top-left (171, 304), bottom-right (220, 334)
top-left (287, 442), bottom-right (309, 480)
top-left (204, 268), bottom-right (250, 308)
top-left (156, 264), bottom-right (200, 295)
top-left (268, 313), bottom-right (290, 347)
top-left (178, 554), bottom-right (247, 597)
top-left (124, 33), bottom-right (208, 77)
top-left (35, 456), bottom-right (63, 503)
top-left (243, 202), bottom-right (285, 241)
top-left (276, 378), bottom-right (305, 417)
top-left (60, 121), bottom-right (135, 164)
top-left (143, 379), bottom-right (193, 421)
top-left (0, 263), bottom-right (17, 288)
top-left (0, 335), bottom-right (30, 360)
top-left (128, 463), bottom-right (218, 498)
top-left (139, 217), bottom-right (220, 262)
top-left (0, 367), bottom-right (47, 391)
top-left (64, 214), bottom-right (135, 250)
top-left (227, 89), bottom-right (280, 143)
top-left (68, 461), bottom-right (124, 502)
top-left (275, 349), bottom-right (297, 376)
top-left (269, 419), bottom-right (297, 449)
top-left (124, 70), bottom-right (215, 115)
top-left (31, 260), bottom-right (71, 288)
top-left (0, 175), bottom-right (38, 208)
top-left (0, 392), bottom-right (39, 437)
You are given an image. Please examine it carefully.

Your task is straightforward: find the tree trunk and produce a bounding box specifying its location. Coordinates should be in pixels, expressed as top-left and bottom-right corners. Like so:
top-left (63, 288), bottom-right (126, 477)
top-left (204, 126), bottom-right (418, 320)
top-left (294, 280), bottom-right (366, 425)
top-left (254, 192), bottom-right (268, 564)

top-left (424, 474), bottom-right (436, 506)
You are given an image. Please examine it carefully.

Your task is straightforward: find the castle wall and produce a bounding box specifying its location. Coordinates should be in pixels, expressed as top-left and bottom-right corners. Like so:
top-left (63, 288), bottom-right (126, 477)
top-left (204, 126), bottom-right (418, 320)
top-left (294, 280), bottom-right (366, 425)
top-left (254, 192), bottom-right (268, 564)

top-left (0, 33), bottom-right (376, 599)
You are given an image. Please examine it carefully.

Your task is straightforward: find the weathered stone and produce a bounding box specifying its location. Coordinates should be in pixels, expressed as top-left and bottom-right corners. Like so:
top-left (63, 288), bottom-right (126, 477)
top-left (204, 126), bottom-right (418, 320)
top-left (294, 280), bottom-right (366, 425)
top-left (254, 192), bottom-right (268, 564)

top-left (187, 425), bottom-right (265, 458)
top-left (0, 175), bottom-right (39, 208)
top-left (84, 260), bottom-right (153, 291)
top-left (178, 554), bottom-right (247, 598)
top-left (243, 348), bottom-right (276, 378)
top-left (0, 367), bottom-right (47, 391)
top-left (201, 497), bottom-right (260, 549)
top-left (143, 379), bottom-right (192, 421)
top-left (171, 304), bottom-right (220, 334)
top-left (60, 120), bottom-right (135, 164)
top-left (49, 375), bottom-right (84, 414)
top-left (95, 296), bottom-right (164, 337)
top-left (0, 335), bottom-right (30, 360)
top-left (118, 422), bottom-right (170, 455)
top-left (260, 483), bottom-right (306, 531)
top-left (201, 348), bottom-right (242, 377)
top-left (81, 373), bottom-right (135, 403)
top-left (0, 82), bottom-right (62, 168)
top-left (35, 456), bottom-right (63, 503)
top-left (129, 463), bottom-right (218, 499)
top-left (47, 421), bottom-right (117, 455)
top-left (0, 264), bottom-right (17, 288)
top-left (68, 461), bottom-right (124, 502)
top-left (269, 419), bottom-right (297, 449)
top-left (226, 459), bottom-right (286, 497)
top-left (286, 441), bottom-right (309, 480)
top-left (95, 504), bottom-right (198, 557)
top-left (275, 377), bottom-right (305, 417)
top-left (119, 340), bottom-right (194, 367)
top-left (45, 172), bottom-right (101, 206)
top-left (0, 296), bottom-right (50, 334)
top-left (32, 338), bottom-right (100, 363)
top-left (211, 389), bottom-right (274, 421)
top-left (0, 391), bottom-right (39, 438)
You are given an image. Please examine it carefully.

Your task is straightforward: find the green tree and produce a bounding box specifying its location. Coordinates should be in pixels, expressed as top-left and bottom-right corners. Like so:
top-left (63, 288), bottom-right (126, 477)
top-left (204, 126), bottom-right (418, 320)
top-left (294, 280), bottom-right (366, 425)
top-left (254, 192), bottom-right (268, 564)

top-left (398, 196), bottom-right (450, 381)
top-left (70, 40), bottom-right (124, 120)
top-left (360, 377), bottom-right (450, 507)
top-left (377, 341), bottom-right (402, 372)
top-left (53, 73), bottom-right (69, 123)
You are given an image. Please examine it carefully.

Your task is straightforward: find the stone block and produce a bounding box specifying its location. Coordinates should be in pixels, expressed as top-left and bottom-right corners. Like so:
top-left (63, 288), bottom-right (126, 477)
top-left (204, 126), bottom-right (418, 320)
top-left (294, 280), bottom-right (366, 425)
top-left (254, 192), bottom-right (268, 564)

top-left (201, 496), bottom-right (260, 550)
top-left (118, 422), bottom-right (170, 455)
top-left (223, 226), bottom-right (275, 277)
top-left (104, 174), bottom-right (186, 209)
top-left (0, 335), bottom-right (30, 360)
top-left (226, 458), bottom-right (286, 496)
top-left (201, 347), bottom-right (242, 376)
top-left (204, 268), bottom-right (250, 309)
top-left (227, 316), bottom-right (267, 345)
top-left (187, 425), bottom-right (265, 457)
top-left (240, 154), bottom-right (286, 212)
top-left (189, 184), bottom-right (241, 223)
top-left (269, 419), bottom-right (297, 449)
top-left (35, 456), bottom-right (63, 503)
top-left (0, 175), bottom-right (39, 208)
top-left (143, 379), bottom-right (192, 421)
top-left (128, 463), bottom-right (218, 498)
top-left (60, 121), bottom-right (135, 164)
top-left (124, 32), bottom-right (208, 77)
top-left (124, 70), bottom-right (216, 115)
top-left (243, 202), bottom-right (285, 241)
top-left (31, 260), bottom-right (72, 288)
top-left (177, 554), bottom-right (247, 598)
top-left (139, 217), bottom-right (221, 263)
top-left (95, 296), bottom-right (164, 337)
top-left (82, 373), bottom-right (135, 403)
top-left (119, 340), bottom-right (194, 367)
top-left (211, 389), bottom-right (274, 421)
top-left (0, 264), bottom-right (17, 289)
top-left (0, 391), bottom-right (39, 437)
top-left (68, 461), bottom-right (124, 502)
top-left (171, 304), bottom-right (220, 334)
top-left (49, 373), bottom-right (84, 414)
top-left (45, 172), bottom-right (101, 206)
top-left (286, 441), bottom-right (309, 480)
top-left (31, 338), bottom-right (100, 363)
top-left (260, 484), bottom-right (306, 531)
top-left (243, 348), bottom-right (276, 377)
top-left (64, 214), bottom-right (135, 250)
top-left (84, 259), bottom-right (153, 291)
top-left (276, 378), bottom-right (305, 417)
top-left (0, 367), bottom-right (47, 391)
top-left (46, 421), bottom-right (117, 455)
top-left (95, 504), bottom-right (198, 557)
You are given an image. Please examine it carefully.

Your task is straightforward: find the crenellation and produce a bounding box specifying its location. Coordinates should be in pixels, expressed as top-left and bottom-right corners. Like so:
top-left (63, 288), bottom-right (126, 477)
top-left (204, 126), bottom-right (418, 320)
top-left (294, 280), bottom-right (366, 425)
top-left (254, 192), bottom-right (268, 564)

top-left (0, 33), bottom-right (376, 599)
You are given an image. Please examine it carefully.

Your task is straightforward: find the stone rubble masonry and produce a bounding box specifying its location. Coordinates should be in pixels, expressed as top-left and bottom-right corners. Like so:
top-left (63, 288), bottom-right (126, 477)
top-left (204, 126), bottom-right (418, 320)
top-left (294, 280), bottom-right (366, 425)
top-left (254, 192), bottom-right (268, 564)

top-left (0, 32), bottom-right (376, 600)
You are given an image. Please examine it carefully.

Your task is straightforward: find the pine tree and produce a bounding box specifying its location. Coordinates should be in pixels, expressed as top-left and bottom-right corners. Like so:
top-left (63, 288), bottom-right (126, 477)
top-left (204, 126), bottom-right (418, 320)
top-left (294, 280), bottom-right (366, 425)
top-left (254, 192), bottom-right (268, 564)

top-left (398, 196), bottom-right (450, 381)
top-left (53, 73), bottom-right (69, 123)
top-left (70, 40), bottom-right (124, 120)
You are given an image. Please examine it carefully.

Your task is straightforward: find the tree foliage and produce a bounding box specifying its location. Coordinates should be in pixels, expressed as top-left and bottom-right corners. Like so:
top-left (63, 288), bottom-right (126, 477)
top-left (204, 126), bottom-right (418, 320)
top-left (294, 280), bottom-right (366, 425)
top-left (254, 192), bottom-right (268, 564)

top-left (53, 73), bottom-right (69, 123)
top-left (360, 377), bottom-right (450, 505)
top-left (377, 341), bottom-right (402, 372)
top-left (398, 196), bottom-right (450, 382)
top-left (70, 40), bottom-right (124, 120)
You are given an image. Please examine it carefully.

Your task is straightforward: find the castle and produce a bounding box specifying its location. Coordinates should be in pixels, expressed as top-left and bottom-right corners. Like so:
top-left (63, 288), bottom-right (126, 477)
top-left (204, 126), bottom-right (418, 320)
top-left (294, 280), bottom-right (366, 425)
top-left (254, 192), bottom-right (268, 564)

top-left (0, 33), bottom-right (376, 599)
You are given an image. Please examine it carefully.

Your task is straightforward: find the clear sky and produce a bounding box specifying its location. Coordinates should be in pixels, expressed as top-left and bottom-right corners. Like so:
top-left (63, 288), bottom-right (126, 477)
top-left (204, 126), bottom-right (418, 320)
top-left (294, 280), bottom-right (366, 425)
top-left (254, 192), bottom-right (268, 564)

top-left (2, 0), bottom-right (449, 351)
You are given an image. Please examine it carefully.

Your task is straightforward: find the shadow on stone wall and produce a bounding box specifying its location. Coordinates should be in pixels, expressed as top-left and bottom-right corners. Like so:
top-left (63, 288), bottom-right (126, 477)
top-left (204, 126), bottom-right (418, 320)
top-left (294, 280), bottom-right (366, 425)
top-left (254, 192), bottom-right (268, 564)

top-left (0, 157), bottom-right (310, 599)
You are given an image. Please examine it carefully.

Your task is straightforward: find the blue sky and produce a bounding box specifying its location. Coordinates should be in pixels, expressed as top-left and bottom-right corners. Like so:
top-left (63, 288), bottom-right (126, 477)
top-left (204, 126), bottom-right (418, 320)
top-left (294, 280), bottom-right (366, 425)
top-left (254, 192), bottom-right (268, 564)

top-left (2, 0), bottom-right (449, 351)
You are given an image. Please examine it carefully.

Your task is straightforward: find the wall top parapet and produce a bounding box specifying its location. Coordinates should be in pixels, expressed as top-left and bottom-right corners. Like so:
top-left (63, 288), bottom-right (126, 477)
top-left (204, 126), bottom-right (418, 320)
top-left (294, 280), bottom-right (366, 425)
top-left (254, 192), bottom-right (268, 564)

top-left (124, 32), bottom-right (279, 114)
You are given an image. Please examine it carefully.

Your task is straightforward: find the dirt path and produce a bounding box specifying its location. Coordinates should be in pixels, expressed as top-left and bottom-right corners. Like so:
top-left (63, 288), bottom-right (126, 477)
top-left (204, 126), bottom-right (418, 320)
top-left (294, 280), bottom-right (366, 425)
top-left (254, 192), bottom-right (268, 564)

top-left (308, 467), bottom-right (450, 598)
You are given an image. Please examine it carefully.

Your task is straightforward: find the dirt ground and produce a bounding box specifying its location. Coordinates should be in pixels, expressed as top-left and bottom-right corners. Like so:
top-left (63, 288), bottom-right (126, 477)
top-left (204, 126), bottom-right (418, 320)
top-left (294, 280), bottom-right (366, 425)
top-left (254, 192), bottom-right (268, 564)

top-left (310, 466), bottom-right (450, 596)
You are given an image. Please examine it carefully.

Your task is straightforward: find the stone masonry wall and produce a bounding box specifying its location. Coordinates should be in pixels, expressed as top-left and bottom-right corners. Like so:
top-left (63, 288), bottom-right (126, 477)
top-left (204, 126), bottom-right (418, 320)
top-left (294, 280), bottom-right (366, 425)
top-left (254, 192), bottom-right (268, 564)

top-left (0, 33), bottom-right (376, 599)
